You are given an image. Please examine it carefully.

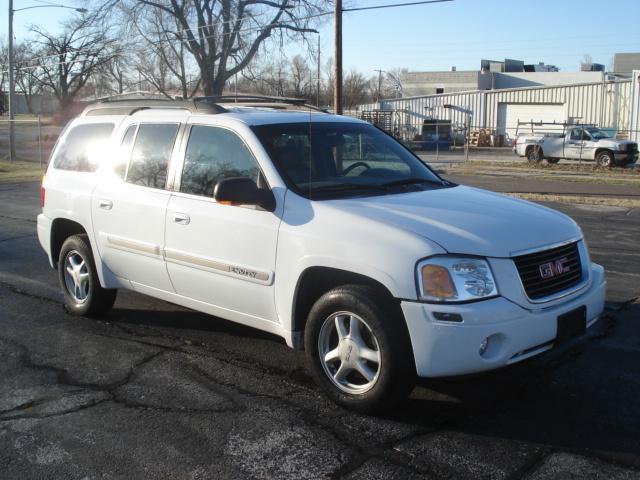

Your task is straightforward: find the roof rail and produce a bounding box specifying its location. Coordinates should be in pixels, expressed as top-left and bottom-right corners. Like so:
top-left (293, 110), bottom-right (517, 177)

top-left (81, 98), bottom-right (228, 117)
top-left (194, 95), bottom-right (326, 112)
top-left (195, 95), bottom-right (306, 105)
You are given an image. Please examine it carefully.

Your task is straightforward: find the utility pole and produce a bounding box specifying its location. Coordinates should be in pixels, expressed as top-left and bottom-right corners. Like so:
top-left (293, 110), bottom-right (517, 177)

top-left (375, 69), bottom-right (384, 104)
top-left (8, 0), bottom-right (15, 162)
top-left (333, 0), bottom-right (342, 115)
top-left (333, 0), bottom-right (452, 115)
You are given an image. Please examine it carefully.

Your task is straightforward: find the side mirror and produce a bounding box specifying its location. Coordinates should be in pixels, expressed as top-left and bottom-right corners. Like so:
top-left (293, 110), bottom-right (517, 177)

top-left (213, 177), bottom-right (275, 212)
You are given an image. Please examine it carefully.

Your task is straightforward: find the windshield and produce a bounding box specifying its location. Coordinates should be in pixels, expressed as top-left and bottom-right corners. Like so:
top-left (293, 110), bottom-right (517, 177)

top-left (252, 122), bottom-right (450, 199)
top-left (586, 128), bottom-right (611, 140)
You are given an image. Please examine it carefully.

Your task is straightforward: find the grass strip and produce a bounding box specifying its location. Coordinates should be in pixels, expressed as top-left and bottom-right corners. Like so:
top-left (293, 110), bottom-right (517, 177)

top-left (508, 192), bottom-right (640, 208)
top-left (0, 160), bottom-right (44, 183)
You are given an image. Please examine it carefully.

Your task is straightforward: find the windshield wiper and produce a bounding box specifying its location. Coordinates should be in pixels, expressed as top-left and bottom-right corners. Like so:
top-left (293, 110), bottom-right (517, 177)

top-left (312, 182), bottom-right (389, 192)
top-left (379, 177), bottom-right (447, 188)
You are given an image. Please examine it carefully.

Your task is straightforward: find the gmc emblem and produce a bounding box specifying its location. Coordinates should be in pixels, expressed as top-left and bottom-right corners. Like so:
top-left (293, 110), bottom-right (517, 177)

top-left (539, 257), bottom-right (570, 279)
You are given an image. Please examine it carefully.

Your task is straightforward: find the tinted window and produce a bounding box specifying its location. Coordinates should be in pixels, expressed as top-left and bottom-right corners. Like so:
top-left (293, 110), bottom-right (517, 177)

top-left (53, 123), bottom-right (114, 172)
top-left (252, 122), bottom-right (446, 199)
top-left (126, 124), bottom-right (178, 189)
top-left (180, 125), bottom-right (259, 197)
top-left (114, 125), bottom-right (137, 179)
top-left (570, 129), bottom-right (583, 141)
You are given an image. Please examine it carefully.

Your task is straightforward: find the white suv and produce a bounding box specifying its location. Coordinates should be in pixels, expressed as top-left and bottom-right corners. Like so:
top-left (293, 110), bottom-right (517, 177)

top-left (37, 98), bottom-right (606, 413)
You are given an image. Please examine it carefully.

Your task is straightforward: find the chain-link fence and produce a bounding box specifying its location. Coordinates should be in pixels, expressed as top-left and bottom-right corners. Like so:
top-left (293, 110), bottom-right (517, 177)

top-left (0, 117), bottom-right (62, 167)
top-left (351, 108), bottom-right (640, 165)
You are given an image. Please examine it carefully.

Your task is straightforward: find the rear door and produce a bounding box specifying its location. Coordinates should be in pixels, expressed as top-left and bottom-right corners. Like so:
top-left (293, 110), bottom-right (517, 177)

top-left (91, 120), bottom-right (181, 292)
top-left (163, 123), bottom-right (282, 324)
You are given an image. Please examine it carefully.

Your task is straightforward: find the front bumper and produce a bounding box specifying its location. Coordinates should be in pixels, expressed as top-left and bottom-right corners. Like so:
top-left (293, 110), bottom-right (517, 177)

top-left (613, 152), bottom-right (638, 164)
top-left (402, 263), bottom-right (606, 378)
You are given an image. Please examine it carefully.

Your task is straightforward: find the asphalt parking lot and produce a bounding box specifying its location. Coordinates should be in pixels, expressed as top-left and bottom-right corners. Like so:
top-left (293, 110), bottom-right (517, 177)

top-left (0, 180), bottom-right (639, 479)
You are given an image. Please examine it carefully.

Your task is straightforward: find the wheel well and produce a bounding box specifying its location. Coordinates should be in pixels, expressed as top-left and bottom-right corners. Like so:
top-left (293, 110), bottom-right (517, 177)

top-left (292, 267), bottom-right (398, 339)
top-left (595, 148), bottom-right (612, 158)
top-left (50, 219), bottom-right (88, 268)
top-left (526, 145), bottom-right (542, 156)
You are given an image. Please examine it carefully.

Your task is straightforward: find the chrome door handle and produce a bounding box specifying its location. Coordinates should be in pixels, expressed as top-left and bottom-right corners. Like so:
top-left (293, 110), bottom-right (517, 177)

top-left (98, 199), bottom-right (113, 210)
top-left (173, 212), bottom-right (190, 225)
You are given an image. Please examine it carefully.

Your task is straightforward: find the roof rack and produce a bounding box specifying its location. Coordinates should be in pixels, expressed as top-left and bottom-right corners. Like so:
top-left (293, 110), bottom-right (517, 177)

top-left (514, 120), bottom-right (599, 136)
top-left (81, 98), bottom-right (228, 117)
top-left (196, 95), bottom-right (306, 104)
top-left (195, 95), bottom-right (326, 112)
top-left (80, 95), bottom-right (326, 117)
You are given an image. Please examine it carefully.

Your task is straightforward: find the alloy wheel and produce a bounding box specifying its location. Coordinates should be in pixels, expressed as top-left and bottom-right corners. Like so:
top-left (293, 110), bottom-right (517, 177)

top-left (63, 250), bottom-right (90, 304)
top-left (318, 311), bottom-right (382, 394)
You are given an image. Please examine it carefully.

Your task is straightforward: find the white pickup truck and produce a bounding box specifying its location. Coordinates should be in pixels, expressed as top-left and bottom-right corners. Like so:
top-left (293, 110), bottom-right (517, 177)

top-left (514, 126), bottom-right (638, 167)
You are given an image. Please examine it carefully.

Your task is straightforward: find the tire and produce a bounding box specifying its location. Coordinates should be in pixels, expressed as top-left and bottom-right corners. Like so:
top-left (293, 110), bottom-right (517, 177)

top-left (595, 150), bottom-right (614, 168)
top-left (546, 158), bottom-right (560, 164)
top-left (58, 234), bottom-right (117, 317)
top-left (527, 146), bottom-right (543, 163)
top-left (304, 285), bottom-right (415, 414)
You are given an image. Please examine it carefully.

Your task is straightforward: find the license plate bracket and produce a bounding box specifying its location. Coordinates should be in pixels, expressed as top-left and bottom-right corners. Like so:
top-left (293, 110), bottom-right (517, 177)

top-left (555, 306), bottom-right (586, 345)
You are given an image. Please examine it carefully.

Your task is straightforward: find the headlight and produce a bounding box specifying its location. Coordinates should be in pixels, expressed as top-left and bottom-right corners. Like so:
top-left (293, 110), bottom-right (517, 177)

top-left (417, 256), bottom-right (498, 302)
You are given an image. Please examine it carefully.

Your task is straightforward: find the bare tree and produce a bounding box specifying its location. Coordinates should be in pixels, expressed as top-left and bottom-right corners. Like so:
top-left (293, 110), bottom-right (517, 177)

top-left (129, 6), bottom-right (200, 98)
top-left (321, 57), bottom-right (334, 107)
top-left (0, 41), bottom-right (7, 109)
top-left (237, 55), bottom-right (288, 96)
top-left (126, 0), bottom-right (325, 96)
top-left (13, 43), bottom-right (44, 113)
top-left (289, 54), bottom-right (312, 98)
top-left (101, 56), bottom-right (130, 95)
top-left (343, 69), bottom-right (369, 110)
top-left (31, 12), bottom-right (118, 109)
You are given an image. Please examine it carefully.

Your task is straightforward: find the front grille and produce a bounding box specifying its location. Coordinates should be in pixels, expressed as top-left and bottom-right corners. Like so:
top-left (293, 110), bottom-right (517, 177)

top-left (627, 143), bottom-right (638, 153)
top-left (513, 242), bottom-right (583, 300)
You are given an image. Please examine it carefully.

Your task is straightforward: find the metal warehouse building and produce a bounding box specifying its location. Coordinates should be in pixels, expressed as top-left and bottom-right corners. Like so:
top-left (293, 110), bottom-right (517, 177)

top-left (358, 79), bottom-right (633, 142)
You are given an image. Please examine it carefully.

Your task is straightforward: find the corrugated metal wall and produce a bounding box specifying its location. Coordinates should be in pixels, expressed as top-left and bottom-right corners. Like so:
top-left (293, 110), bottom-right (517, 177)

top-left (358, 80), bottom-right (632, 135)
top-left (359, 92), bottom-right (485, 131)
top-left (485, 81), bottom-right (631, 131)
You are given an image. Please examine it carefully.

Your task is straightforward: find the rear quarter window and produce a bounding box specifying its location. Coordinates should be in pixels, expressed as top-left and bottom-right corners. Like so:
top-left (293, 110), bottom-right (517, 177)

top-left (52, 123), bottom-right (115, 172)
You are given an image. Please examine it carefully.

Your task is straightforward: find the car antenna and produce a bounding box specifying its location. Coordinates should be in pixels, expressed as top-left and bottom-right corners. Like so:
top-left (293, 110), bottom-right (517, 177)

top-left (308, 100), bottom-right (313, 190)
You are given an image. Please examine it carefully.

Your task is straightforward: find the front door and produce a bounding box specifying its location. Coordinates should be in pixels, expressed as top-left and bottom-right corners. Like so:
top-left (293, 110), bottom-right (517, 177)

top-left (164, 124), bottom-right (282, 324)
top-left (91, 122), bottom-right (180, 292)
top-left (564, 128), bottom-right (593, 160)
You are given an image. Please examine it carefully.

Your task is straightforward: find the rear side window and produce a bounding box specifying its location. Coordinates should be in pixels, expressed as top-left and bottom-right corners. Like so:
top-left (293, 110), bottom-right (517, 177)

top-left (53, 123), bottom-right (114, 172)
top-left (125, 124), bottom-right (179, 189)
top-left (180, 125), bottom-right (259, 197)
top-left (114, 125), bottom-right (137, 179)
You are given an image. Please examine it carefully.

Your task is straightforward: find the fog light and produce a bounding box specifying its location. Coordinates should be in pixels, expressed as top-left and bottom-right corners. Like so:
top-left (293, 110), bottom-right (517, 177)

top-left (433, 312), bottom-right (463, 322)
top-left (479, 337), bottom-right (489, 356)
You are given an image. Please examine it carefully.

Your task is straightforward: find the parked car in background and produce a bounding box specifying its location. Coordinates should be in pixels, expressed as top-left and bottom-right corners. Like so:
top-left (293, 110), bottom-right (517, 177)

top-left (514, 125), bottom-right (638, 167)
top-left (37, 98), bottom-right (607, 413)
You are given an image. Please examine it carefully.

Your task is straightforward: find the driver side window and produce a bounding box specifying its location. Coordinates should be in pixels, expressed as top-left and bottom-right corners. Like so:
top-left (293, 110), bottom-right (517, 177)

top-left (180, 125), bottom-right (260, 197)
top-left (570, 129), bottom-right (583, 141)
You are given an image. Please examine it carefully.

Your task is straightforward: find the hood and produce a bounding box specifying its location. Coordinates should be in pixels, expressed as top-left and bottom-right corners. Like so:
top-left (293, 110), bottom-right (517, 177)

top-left (330, 186), bottom-right (581, 258)
top-left (599, 139), bottom-right (635, 147)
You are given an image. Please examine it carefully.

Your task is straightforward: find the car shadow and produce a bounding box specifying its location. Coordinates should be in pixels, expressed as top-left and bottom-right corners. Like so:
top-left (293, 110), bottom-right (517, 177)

top-left (103, 297), bottom-right (639, 457)
top-left (394, 301), bottom-right (640, 456)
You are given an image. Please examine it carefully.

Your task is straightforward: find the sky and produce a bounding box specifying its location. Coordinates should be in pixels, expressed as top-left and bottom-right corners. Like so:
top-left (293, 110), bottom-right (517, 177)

top-left (2, 0), bottom-right (640, 75)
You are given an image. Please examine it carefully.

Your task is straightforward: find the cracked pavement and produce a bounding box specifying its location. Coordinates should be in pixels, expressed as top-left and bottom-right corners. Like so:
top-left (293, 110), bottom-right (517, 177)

top-left (0, 182), bottom-right (639, 479)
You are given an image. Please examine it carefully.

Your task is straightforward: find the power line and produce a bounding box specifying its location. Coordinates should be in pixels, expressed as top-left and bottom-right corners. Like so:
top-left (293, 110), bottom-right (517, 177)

top-left (342, 0), bottom-right (453, 12)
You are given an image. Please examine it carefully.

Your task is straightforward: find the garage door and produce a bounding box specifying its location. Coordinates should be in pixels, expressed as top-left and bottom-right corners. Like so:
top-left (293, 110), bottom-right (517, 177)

top-left (497, 103), bottom-right (566, 140)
